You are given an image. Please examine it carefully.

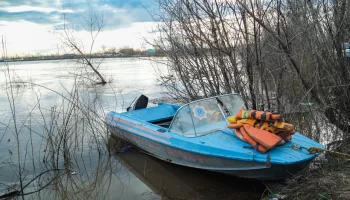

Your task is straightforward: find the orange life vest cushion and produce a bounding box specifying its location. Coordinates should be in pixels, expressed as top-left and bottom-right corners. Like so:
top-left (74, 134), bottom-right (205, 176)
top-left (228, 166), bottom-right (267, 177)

top-left (235, 127), bottom-right (268, 153)
top-left (227, 123), bottom-right (243, 129)
top-left (236, 108), bottom-right (280, 121)
top-left (242, 124), bottom-right (282, 149)
top-left (227, 116), bottom-right (238, 123)
top-left (227, 109), bottom-right (295, 153)
top-left (274, 121), bottom-right (294, 133)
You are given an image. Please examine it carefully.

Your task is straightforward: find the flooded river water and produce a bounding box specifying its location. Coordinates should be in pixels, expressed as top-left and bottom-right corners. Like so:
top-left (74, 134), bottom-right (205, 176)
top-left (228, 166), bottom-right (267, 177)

top-left (0, 58), bottom-right (264, 199)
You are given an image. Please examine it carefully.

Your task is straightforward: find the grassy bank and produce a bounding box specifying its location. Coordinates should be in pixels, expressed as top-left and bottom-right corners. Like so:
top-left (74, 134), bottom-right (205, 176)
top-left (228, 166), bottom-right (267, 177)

top-left (265, 139), bottom-right (350, 200)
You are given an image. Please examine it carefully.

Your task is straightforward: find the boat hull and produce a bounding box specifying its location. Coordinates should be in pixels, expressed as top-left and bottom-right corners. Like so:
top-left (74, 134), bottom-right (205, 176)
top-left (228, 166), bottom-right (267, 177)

top-left (213, 161), bottom-right (311, 180)
top-left (109, 126), bottom-right (310, 180)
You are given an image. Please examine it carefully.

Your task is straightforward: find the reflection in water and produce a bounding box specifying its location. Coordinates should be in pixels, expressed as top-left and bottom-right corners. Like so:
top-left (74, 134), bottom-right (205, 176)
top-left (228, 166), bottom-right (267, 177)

top-left (108, 135), bottom-right (265, 200)
top-left (23, 143), bottom-right (158, 200)
top-left (35, 152), bottom-right (115, 199)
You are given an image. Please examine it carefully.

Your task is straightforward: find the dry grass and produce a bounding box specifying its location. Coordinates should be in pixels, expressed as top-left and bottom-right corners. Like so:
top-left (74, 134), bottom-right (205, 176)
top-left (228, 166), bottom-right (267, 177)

top-left (268, 140), bottom-right (350, 200)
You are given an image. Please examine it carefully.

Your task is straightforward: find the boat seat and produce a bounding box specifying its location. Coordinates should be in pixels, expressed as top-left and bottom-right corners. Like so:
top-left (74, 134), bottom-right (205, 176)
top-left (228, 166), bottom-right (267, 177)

top-left (127, 94), bottom-right (149, 111)
top-left (123, 103), bottom-right (180, 123)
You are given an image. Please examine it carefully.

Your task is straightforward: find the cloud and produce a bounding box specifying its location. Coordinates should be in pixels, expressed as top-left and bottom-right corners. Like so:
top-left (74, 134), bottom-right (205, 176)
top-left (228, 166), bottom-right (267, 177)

top-left (0, 0), bottom-right (160, 56)
top-left (0, 5), bottom-right (73, 13)
top-left (0, 20), bottom-right (157, 56)
top-left (0, 0), bottom-right (158, 29)
top-left (0, 10), bottom-right (62, 24)
top-left (0, 21), bottom-right (58, 55)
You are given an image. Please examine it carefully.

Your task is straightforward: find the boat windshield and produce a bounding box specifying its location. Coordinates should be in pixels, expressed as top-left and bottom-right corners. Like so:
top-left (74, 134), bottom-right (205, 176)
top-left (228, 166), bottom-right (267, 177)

top-left (169, 94), bottom-right (245, 137)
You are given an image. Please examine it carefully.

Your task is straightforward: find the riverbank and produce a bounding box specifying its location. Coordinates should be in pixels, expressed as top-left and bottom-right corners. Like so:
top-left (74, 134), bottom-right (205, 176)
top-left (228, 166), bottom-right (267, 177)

top-left (266, 139), bottom-right (350, 200)
top-left (0, 54), bottom-right (165, 63)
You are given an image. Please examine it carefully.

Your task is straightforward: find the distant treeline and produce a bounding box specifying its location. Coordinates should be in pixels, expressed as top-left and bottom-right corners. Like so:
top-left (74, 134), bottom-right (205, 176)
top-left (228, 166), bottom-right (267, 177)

top-left (1, 48), bottom-right (167, 62)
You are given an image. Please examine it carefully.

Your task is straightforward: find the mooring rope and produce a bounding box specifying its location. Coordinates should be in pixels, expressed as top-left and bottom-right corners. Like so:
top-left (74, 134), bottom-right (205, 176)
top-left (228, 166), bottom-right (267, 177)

top-left (307, 147), bottom-right (350, 158)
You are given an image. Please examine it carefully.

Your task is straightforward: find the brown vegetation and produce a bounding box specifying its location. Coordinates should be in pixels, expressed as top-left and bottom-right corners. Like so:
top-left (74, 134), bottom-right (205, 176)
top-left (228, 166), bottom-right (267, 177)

top-left (277, 144), bottom-right (350, 199)
top-left (152, 0), bottom-right (350, 140)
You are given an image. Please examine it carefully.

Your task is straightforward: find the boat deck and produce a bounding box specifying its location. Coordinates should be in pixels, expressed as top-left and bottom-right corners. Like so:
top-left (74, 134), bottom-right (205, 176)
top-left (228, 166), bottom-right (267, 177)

top-left (122, 103), bottom-right (180, 123)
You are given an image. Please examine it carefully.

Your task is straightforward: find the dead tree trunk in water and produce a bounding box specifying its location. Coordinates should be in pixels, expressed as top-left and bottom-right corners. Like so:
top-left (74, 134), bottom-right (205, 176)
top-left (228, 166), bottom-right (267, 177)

top-left (58, 11), bottom-right (107, 85)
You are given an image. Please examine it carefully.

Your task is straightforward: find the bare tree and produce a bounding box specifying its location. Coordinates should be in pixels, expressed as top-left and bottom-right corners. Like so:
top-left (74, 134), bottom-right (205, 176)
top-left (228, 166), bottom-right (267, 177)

top-left (56, 6), bottom-right (108, 85)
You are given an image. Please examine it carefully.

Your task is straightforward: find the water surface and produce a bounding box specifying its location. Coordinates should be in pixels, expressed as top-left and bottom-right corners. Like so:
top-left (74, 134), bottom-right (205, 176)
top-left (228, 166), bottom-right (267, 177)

top-left (0, 58), bottom-right (264, 199)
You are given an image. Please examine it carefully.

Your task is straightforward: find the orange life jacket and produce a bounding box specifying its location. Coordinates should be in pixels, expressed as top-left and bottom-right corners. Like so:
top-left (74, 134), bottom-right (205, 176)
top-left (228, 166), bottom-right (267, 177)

top-left (235, 127), bottom-right (268, 153)
top-left (227, 109), bottom-right (295, 153)
top-left (236, 109), bottom-right (281, 121)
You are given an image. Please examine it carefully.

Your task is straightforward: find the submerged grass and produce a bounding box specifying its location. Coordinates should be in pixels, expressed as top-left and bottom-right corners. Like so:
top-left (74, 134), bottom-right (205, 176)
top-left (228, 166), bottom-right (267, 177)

top-left (0, 55), bottom-right (123, 199)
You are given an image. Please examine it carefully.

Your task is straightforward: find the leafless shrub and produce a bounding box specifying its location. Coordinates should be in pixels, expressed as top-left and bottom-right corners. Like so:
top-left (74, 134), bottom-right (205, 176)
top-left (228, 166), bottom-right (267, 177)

top-left (152, 0), bottom-right (350, 142)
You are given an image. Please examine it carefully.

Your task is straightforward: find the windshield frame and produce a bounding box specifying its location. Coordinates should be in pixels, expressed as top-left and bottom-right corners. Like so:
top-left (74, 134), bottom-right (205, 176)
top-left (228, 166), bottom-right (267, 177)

top-left (168, 93), bottom-right (245, 137)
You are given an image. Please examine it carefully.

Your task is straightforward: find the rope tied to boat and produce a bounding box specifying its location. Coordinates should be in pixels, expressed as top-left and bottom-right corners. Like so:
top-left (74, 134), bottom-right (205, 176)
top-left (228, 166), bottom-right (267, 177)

top-left (307, 147), bottom-right (350, 158)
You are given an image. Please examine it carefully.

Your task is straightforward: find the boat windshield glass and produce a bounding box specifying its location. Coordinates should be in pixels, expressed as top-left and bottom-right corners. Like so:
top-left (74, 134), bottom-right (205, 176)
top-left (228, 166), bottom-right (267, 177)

top-left (169, 94), bottom-right (245, 137)
top-left (216, 94), bottom-right (246, 116)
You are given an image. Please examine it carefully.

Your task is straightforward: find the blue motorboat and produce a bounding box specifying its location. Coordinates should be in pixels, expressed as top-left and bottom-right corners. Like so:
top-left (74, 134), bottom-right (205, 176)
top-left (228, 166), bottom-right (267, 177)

top-left (105, 93), bottom-right (324, 180)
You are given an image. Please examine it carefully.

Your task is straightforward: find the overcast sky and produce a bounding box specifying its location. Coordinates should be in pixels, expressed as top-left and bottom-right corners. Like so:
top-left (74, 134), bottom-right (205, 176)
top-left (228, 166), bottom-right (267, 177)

top-left (0, 0), bottom-right (159, 56)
